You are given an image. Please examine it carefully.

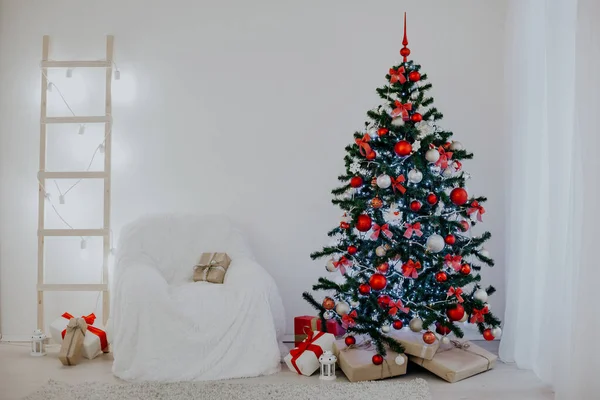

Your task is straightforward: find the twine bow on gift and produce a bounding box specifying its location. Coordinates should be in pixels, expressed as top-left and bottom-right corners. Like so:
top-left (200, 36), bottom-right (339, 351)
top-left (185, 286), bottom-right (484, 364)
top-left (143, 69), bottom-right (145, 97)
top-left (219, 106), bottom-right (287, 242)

top-left (343, 338), bottom-right (397, 379)
top-left (371, 224), bottom-right (393, 240)
top-left (289, 327), bottom-right (326, 374)
top-left (467, 201), bottom-right (486, 222)
top-left (446, 340), bottom-right (494, 370)
top-left (60, 312), bottom-right (109, 352)
top-left (403, 222), bottom-right (423, 238)
top-left (194, 254), bottom-right (227, 281)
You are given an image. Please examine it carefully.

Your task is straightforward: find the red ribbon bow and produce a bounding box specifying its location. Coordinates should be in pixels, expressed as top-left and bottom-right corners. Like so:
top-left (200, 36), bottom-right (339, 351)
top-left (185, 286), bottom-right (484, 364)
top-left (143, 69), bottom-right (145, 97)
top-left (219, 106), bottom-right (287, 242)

top-left (289, 327), bottom-right (326, 374)
top-left (60, 312), bottom-right (109, 353)
top-left (371, 223), bottom-right (393, 240)
top-left (467, 201), bottom-right (486, 222)
top-left (391, 101), bottom-right (413, 120)
top-left (470, 306), bottom-right (489, 324)
top-left (392, 175), bottom-right (407, 194)
top-left (444, 254), bottom-right (463, 271)
top-left (333, 256), bottom-right (352, 275)
top-left (403, 222), bottom-right (423, 238)
top-left (341, 310), bottom-right (358, 329)
top-left (447, 287), bottom-right (464, 303)
top-left (435, 146), bottom-right (453, 170)
top-left (389, 67), bottom-right (407, 84)
top-left (401, 260), bottom-right (422, 279)
top-left (388, 299), bottom-right (410, 316)
top-left (453, 160), bottom-right (462, 171)
top-left (355, 135), bottom-right (374, 159)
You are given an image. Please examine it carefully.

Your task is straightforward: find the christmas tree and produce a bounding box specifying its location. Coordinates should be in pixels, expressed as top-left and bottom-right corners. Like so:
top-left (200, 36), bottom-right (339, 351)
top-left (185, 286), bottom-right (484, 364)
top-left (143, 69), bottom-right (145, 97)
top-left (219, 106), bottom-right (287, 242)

top-left (303, 14), bottom-right (502, 363)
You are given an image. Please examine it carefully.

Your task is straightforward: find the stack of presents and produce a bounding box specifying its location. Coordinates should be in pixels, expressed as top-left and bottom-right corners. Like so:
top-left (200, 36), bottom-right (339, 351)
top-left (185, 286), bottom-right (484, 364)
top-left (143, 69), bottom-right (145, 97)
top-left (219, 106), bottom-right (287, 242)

top-left (49, 312), bottom-right (110, 366)
top-left (286, 315), bottom-right (497, 382)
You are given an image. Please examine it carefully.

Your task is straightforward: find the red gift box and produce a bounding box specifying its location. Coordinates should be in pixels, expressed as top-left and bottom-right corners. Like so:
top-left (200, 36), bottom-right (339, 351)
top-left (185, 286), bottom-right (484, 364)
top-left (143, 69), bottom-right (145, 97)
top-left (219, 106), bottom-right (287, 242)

top-left (294, 315), bottom-right (346, 346)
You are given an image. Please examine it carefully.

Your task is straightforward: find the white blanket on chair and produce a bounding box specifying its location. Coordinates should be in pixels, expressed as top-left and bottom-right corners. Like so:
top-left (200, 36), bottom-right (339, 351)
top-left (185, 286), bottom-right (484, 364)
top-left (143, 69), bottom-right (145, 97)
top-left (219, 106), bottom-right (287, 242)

top-left (110, 214), bottom-right (286, 382)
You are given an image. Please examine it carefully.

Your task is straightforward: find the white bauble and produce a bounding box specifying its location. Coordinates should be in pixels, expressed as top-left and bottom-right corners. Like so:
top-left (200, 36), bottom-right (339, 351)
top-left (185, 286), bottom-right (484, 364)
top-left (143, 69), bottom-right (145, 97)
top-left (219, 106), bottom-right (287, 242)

top-left (441, 336), bottom-right (450, 345)
top-left (459, 312), bottom-right (469, 323)
top-left (391, 117), bottom-right (405, 127)
top-left (335, 302), bottom-right (350, 316)
top-left (395, 355), bottom-right (406, 366)
top-left (368, 127), bottom-right (379, 139)
top-left (426, 234), bottom-right (445, 253)
top-left (425, 148), bottom-right (440, 163)
top-left (409, 317), bottom-right (423, 332)
top-left (324, 310), bottom-right (334, 320)
top-left (381, 325), bottom-right (391, 333)
top-left (442, 168), bottom-right (454, 178)
top-left (474, 289), bottom-right (489, 303)
top-left (376, 174), bottom-right (392, 189)
top-left (326, 259), bottom-right (337, 272)
top-left (350, 300), bottom-right (360, 308)
top-left (492, 327), bottom-right (502, 339)
top-left (480, 249), bottom-right (490, 259)
top-left (375, 246), bottom-right (387, 257)
top-left (407, 169), bottom-right (423, 183)
top-left (449, 141), bottom-right (464, 151)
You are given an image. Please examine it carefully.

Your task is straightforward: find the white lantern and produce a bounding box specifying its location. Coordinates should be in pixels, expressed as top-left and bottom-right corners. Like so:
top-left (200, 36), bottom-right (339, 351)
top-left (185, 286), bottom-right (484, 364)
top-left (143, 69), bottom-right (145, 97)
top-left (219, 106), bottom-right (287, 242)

top-left (319, 350), bottom-right (337, 380)
top-left (31, 329), bottom-right (47, 356)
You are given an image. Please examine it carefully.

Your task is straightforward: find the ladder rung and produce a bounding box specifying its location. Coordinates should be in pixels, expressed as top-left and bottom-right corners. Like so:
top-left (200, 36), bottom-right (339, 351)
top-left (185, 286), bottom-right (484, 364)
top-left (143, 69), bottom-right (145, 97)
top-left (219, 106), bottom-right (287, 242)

top-left (38, 229), bottom-right (108, 237)
top-left (42, 116), bottom-right (110, 124)
top-left (39, 171), bottom-right (107, 179)
top-left (41, 60), bottom-right (111, 68)
top-left (37, 284), bottom-right (108, 292)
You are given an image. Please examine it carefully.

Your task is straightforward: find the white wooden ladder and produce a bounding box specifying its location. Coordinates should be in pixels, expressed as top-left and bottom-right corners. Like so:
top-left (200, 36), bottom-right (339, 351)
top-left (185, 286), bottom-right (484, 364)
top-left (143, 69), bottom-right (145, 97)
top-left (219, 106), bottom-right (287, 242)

top-left (37, 35), bottom-right (114, 330)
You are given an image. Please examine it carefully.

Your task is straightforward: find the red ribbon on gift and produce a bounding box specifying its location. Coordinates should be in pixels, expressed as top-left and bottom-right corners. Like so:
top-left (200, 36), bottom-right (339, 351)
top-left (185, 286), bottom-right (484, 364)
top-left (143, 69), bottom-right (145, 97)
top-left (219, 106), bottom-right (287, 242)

top-left (401, 260), bottom-right (421, 279)
top-left (333, 256), bottom-right (352, 275)
top-left (355, 135), bottom-right (374, 158)
top-left (60, 312), bottom-right (109, 353)
top-left (371, 223), bottom-right (393, 240)
top-left (403, 222), bottom-right (423, 238)
top-left (470, 306), bottom-right (489, 324)
top-left (392, 175), bottom-right (407, 194)
top-left (391, 101), bottom-right (412, 120)
top-left (342, 310), bottom-right (358, 329)
top-left (388, 299), bottom-right (410, 316)
top-left (435, 146), bottom-right (453, 170)
top-left (444, 254), bottom-right (463, 271)
top-left (447, 287), bottom-right (464, 303)
top-left (389, 67), bottom-right (406, 84)
top-left (467, 201), bottom-right (486, 222)
top-left (289, 327), bottom-right (326, 375)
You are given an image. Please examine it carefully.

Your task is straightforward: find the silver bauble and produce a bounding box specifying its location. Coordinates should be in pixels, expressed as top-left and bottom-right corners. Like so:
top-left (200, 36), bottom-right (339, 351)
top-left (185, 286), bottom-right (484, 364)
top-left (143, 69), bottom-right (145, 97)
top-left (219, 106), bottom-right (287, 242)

top-left (395, 355), bottom-right (406, 365)
top-left (407, 169), bottom-right (423, 183)
top-left (426, 234), bottom-right (445, 253)
top-left (375, 246), bottom-right (387, 257)
top-left (335, 302), bottom-right (350, 316)
top-left (368, 127), bottom-right (379, 139)
top-left (425, 148), bottom-right (440, 163)
top-left (381, 325), bottom-right (391, 333)
top-left (474, 289), bottom-right (489, 303)
top-left (492, 327), bottom-right (502, 338)
top-left (449, 141), bottom-right (464, 151)
top-left (326, 259), bottom-right (337, 272)
top-left (409, 317), bottom-right (423, 332)
top-left (376, 174), bottom-right (392, 189)
top-left (323, 310), bottom-right (334, 320)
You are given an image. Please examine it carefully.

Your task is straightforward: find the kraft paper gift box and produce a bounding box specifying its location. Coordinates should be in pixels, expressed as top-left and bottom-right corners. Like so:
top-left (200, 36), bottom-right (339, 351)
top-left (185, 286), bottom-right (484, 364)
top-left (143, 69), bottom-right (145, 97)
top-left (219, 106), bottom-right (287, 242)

top-left (193, 252), bottom-right (231, 284)
top-left (293, 315), bottom-right (346, 346)
top-left (409, 340), bottom-right (497, 383)
top-left (59, 318), bottom-right (87, 366)
top-left (332, 338), bottom-right (408, 382)
top-left (49, 312), bottom-right (110, 360)
top-left (284, 329), bottom-right (335, 376)
top-left (387, 328), bottom-right (440, 360)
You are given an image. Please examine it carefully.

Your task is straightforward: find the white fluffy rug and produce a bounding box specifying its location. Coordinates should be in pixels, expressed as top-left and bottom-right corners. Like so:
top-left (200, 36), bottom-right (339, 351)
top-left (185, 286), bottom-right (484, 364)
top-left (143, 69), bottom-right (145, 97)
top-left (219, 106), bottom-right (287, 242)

top-left (24, 378), bottom-right (432, 400)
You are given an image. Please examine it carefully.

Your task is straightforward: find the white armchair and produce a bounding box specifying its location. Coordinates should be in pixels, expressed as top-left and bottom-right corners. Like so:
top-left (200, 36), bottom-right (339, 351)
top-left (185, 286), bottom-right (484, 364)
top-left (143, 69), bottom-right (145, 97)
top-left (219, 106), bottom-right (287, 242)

top-left (110, 214), bottom-right (286, 381)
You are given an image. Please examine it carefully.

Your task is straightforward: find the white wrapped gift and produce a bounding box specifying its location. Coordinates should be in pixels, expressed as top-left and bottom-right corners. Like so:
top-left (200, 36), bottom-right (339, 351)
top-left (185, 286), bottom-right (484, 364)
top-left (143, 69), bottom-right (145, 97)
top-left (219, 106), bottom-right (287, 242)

top-left (284, 330), bottom-right (335, 376)
top-left (49, 312), bottom-right (110, 360)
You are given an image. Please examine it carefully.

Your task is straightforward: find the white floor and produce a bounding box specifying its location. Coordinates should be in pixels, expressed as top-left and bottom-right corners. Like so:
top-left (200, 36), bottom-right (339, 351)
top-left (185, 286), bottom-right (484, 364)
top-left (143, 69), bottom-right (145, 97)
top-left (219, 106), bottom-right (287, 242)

top-left (0, 341), bottom-right (553, 400)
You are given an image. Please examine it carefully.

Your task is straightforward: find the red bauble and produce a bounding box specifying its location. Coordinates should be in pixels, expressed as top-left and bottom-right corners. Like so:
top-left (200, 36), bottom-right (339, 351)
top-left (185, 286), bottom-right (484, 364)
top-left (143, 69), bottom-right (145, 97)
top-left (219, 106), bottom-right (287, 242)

top-left (460, 264), bottom-right (471, 275)
top-left (369, 274), bottom-right (387, 291)
top-left (377, 295), bottom-right (391, 309)
top-left (358, 283), bottom-right (371, 296)
top-left (394, 140), bottom-right (412, 156)
top-left (400, 48), bottom-right (411, 58)
top-left (371, 197), bottom-right (383, 209)
top-left (447, 304), bottom-right (465, 322)
top-left (445, 234), bottom-right (456, 245)
top-left (410, 113), bottom-right (423, 123)
top-left (377, 262), bottom-right (390, 273)
top-left (423, 331), bottom-right (437, 345)
top-left (435, 271), bottom-right (448, 283)
top-left (392, 320), bottom-right (404, 330)
top-left (350, 176), bottom-right (363, 188)
top-left (366, 151), bottom-right (377, 160)
top-left (345, 336), bottom-right (357, 346)
top-left (460, 220), bottom-right (470, 232)
top-left (356, 214), bottom-right (372, 232)
top-left (347, 245), bottom-right (358, 255)
top-left (377, 127), bottom-right (389, 136)
top-left (410, 200), bottom-right (422, 212)
top-left (372, 354), bottom-right (384, 365)
top-left (408, 71), bottom-right (421, 82)
top-left (322, 297), bottom-right (335, 310)
top-left (483, 329), bottom-right (495, 341)
top-left (340, 222), bottom-right (350, 229)
top-left (436, 322), bottom-right (452, 335)
top-left (426, 193), bottom-right (438, 205)
top-left (450, 188), bottom-right (469, 206)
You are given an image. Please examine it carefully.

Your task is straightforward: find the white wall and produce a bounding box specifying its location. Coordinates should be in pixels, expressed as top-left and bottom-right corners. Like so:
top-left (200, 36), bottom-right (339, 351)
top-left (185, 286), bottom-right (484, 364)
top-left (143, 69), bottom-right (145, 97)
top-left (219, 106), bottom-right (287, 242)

top-left (0, 0), bottom-right (507, 338)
